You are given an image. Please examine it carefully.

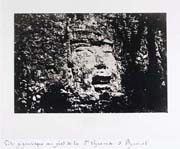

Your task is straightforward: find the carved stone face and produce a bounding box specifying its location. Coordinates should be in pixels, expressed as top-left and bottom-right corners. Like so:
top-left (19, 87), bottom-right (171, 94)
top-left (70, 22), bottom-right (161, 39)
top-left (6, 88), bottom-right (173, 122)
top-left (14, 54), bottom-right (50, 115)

top-left (71, 44), bottom-right (122, 99)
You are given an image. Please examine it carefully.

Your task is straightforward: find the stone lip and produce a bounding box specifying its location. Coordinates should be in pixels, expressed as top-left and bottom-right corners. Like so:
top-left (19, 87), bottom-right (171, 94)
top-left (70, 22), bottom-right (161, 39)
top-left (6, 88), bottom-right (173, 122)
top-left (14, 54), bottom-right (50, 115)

top-left (94, 84), bottom-right (111, 93)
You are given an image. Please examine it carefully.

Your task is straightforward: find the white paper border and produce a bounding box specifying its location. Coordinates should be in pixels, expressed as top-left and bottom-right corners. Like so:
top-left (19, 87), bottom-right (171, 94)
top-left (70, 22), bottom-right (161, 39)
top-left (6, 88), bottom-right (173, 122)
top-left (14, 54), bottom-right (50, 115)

top-left (1, 0), bottom-right (180, 148)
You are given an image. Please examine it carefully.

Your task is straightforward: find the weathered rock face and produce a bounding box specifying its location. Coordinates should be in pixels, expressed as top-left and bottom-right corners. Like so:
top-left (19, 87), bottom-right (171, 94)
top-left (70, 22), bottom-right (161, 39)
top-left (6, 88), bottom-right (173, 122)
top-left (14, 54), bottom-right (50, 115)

top-left (66, 44), bottom-right (123, 112)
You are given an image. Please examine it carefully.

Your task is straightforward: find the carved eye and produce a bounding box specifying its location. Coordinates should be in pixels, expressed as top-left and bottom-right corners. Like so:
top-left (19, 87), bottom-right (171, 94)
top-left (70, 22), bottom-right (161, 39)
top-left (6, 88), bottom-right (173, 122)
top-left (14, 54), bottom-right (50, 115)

top-left (75, 49), bottom-right (83, 52)
top-left (103, 50), bottom-right (112, 53)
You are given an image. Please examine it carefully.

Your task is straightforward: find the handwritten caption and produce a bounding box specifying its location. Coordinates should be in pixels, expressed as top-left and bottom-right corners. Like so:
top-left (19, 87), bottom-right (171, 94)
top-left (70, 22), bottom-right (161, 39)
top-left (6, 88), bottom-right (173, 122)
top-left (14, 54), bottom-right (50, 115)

top-left (3, 138), bottom-right (148, 149)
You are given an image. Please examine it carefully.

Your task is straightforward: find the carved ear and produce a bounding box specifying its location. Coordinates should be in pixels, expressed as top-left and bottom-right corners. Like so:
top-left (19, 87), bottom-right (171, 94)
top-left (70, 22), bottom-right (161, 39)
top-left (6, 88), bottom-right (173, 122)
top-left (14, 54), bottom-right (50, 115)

top-left (46, 64), bottom-right (58, 73)
top-left (67, 60), bottom-right (74, 68)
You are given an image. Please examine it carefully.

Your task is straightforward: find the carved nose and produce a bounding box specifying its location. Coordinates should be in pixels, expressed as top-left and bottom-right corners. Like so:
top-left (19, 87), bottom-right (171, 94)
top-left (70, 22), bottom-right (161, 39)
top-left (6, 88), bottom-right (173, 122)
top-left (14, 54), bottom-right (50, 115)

top-left (95, 63), bottom-right (107, 69)
top-left (96, 55), bottom-right (106, 67)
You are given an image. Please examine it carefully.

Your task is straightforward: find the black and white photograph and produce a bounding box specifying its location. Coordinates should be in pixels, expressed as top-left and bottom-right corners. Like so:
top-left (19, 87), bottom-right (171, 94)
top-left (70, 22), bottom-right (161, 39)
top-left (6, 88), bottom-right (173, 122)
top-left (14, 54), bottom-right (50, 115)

top-left (14, 13), bottom-right (167, 113)
top-left (2, 0), bottom-right (180, 148)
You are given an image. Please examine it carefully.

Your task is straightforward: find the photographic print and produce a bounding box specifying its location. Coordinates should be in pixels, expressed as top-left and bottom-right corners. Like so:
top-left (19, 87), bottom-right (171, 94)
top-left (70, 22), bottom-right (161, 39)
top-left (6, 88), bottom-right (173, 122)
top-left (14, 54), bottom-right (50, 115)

top-left (14, 13), bottom-right (167, 113)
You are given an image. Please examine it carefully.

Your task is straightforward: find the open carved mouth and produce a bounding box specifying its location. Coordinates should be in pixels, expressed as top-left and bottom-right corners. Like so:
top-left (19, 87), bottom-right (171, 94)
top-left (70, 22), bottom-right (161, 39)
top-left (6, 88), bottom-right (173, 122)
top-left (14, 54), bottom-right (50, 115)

top-left (92, 75), bottom-right (111, 85)
top-left (92, 75), bottom-right (112, 92)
